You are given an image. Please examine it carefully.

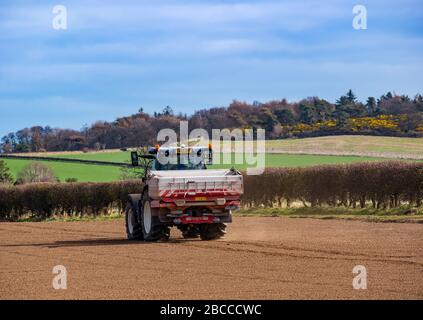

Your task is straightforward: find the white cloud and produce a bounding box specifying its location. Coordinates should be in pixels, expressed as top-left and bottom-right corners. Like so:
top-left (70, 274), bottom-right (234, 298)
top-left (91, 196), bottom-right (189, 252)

top-left (0, 0), bottom-right (346, 35)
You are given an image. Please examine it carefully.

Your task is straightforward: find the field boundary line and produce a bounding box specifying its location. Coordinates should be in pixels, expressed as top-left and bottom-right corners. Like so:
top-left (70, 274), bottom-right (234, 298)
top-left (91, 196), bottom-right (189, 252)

top-left (0, 154), bottom-right (131, 167)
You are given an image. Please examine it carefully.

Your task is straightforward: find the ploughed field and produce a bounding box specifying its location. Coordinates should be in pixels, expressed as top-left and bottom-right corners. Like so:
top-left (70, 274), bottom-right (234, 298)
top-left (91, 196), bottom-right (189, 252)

top-left (1, 217), bottom-right (422, 299)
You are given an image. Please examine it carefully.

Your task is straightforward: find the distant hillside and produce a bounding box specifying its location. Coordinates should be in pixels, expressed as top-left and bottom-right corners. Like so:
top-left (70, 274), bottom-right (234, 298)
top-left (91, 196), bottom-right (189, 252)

top-left (265, 135), bottom-right (423, 159)
top-left (1, 90), bottom-right (422, 153)
top-left (7, 136), bottom-right (423, 160)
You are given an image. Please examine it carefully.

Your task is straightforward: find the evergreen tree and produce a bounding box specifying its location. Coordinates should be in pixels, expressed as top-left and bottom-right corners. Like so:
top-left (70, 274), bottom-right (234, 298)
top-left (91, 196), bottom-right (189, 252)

top-left (162, 106), bottom-right (174, 116)
top-left (0, 160), bottom-right (13, 184)
top-left (299, 103), bottom-right (317, 124)
top-left (346, 89), bottom-right (357, 104)
top-left (335, 90), bottom-right (366, 121)
top-left (274, 109), bottom-right (295, 125)
top-left (366, 97), bottom-right (377, 115)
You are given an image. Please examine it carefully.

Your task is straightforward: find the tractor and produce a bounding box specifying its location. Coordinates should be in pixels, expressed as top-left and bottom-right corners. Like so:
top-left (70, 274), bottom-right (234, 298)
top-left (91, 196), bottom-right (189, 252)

top-left (125, 144), bottom-right (243, 241)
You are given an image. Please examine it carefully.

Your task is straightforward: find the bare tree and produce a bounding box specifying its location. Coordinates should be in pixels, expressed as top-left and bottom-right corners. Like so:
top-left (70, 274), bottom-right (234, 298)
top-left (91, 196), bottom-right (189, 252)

top-left (16, 162), bottom-right (58, 184)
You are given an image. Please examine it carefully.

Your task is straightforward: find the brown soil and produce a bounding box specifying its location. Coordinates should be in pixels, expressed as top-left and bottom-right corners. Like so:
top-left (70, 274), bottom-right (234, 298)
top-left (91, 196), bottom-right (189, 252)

top-left (1, 217), bottom-right (422, 299)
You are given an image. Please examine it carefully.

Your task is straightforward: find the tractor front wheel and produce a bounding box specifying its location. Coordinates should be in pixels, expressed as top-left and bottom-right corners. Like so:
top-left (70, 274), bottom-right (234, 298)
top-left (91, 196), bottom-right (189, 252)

top-left (125, 201), bottom-right (143, 240)
top-left (140, 192), bottom-right (170, 241)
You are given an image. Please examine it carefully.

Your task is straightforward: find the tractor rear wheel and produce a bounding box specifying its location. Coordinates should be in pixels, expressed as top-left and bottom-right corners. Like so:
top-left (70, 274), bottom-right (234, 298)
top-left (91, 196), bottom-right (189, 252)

top-left (125, 200), bottom-right (143, 240)
top-left (199, 223), bottom-right (226, 241)
top-left (140, 192), bottom-right (170, 241)
top-left (181, 225), bottom-right (199, 239)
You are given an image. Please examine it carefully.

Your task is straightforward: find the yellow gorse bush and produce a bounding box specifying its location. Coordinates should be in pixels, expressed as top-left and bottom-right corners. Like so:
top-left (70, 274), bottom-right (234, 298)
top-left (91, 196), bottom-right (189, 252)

top-left (348, 116), bottom-right (399, 131)
top-left (279, 115), bottom-right (418, 134)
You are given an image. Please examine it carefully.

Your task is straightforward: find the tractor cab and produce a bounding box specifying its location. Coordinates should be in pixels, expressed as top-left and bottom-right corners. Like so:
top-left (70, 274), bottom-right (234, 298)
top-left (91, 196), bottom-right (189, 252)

top-left (130, 144), bottom-right (213, 171)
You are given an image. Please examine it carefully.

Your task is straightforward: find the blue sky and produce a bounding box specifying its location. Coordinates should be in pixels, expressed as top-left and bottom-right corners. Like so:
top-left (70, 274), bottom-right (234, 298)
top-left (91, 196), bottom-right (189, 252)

top-left (1, 0), bottom-right (422, 137)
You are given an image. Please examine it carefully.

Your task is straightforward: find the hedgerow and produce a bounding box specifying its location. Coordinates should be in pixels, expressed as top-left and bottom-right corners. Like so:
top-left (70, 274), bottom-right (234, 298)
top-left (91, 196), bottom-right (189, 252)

top-left (243, 161), bottom-right (422, 209)
top-left (0, 161), bottom-right (421, 221)
top-left (0, 180), bottom-right (144, 221)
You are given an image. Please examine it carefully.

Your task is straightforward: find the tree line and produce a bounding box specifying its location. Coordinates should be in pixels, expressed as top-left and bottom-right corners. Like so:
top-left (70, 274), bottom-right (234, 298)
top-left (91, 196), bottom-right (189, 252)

top-left (1, 90), bottom-right (422, 153)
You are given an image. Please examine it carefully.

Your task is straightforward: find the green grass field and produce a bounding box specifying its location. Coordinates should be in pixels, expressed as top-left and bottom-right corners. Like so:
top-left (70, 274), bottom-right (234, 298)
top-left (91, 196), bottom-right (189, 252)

top-left (48, 151), bottom-right (130, 163)
top-left (212, 153), bottom-right (392, 169)
top-left (3, 153), bottom-right (395, 182)
top-left (4, 159), bottom-right (123, 182)
top-left (31, 150), bottom-right (393, 165)
top-left (3, 135), bottom-right (421, 182)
